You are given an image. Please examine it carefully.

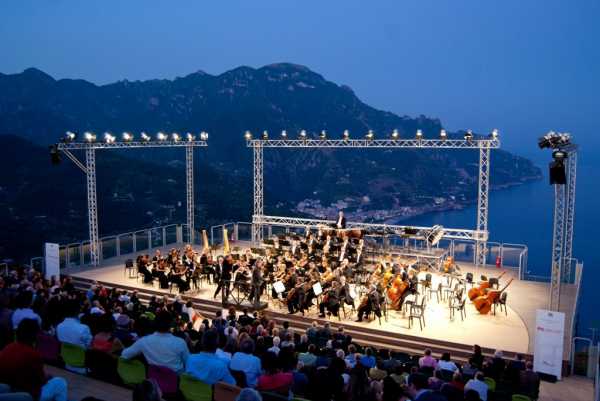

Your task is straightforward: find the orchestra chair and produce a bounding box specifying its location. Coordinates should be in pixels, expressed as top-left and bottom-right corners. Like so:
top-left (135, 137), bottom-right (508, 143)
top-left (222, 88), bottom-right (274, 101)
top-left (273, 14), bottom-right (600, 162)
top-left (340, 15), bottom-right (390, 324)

top-left (148, 364), bottom-right (179, 397)
top-left (488, 276), bottom-right (500, 289)
top-left (439, 275), bottom-right (453, 302)
top-left (60, 342), bottom-right (87, 373)
top-left (179, 373), bottom-right (213, 401)
top-left (403, 293), bottom-right (419, 314)
top-left (493, 291), bottom-right (508, 316)
top-left (465, 272), bottom-right (474, 288)
top-left (117, 357), bottom-right (146, 387)
top-left (124, 259), bottom-right (136, 278)
top-left (443, 283), bottom-right (460, 303)
top-left (36, 332), bottom-right (61, 364)
top-left (449, 296), bottom-right (467, 321)
top-left (419, 273), bottom-right (432, 294)
top-left (408, 297), bottom-right (427, 330)
top-left (484, 377), bottom-right (496, 394)
top-left (428, 282), bottom-right (442, 303)
top-left (213, 382), bottom-right (241, 401)
top-left (86, 348), bottom-right (119, 384)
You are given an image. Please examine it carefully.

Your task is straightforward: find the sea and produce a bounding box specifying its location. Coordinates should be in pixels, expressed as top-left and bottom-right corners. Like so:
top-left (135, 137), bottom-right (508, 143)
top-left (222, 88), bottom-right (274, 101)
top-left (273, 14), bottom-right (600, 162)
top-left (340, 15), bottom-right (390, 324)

top-left (398, 157), bottom-right (599, 340)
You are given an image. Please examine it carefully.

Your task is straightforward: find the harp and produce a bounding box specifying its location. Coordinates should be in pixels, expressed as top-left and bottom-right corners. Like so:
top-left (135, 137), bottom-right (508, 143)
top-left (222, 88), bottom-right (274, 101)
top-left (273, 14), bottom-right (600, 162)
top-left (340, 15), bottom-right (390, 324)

top-left (223, 228), bottom-right (230, 254)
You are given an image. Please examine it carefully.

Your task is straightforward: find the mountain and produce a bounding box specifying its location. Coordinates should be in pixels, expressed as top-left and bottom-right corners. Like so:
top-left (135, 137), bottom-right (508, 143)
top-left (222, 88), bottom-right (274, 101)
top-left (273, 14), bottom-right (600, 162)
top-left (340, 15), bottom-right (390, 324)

top-left (0, 64), bottom-right (541, 260)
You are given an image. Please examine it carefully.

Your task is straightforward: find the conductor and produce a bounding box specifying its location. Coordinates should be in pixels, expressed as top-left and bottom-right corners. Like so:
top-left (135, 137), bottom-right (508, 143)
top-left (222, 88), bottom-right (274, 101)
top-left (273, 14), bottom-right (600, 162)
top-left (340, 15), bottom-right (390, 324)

top-left (335, 210), bottom-right (347, 229)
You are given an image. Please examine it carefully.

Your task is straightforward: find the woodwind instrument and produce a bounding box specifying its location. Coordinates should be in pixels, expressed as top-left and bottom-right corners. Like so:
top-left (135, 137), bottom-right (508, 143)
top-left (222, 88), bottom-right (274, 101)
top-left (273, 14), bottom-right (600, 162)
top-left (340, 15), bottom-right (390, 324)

top-left (202, 230), bottom-right (210, 254)
top-left (223, 228), bottom-right (230, 254)
top-left (339, 237), bottom-right (349, 262)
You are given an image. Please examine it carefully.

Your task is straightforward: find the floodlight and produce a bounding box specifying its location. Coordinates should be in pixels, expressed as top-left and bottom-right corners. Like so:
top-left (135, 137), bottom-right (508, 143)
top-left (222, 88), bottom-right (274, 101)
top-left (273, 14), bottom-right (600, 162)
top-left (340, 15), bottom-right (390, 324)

top-left (244, 131), bottom-right (252, 140)
top-left (122, 132), bottom-right (133, 141)
top-left (200, 131), bottom-right (209, 141)
top-left (464, 130), bottom-right (473, 141)
top-left (84, 132), bottom-right (96, 142)
top-left (104, 132), bottom-right (116, 143)
top-left (157, 132), bottom-right (167, 141)
top-left (365, 130), bottom-right (374, 140)
top-left (320, 130), bottom-right (327, 140)
top-left (491, 129), bottom-right (499, 139)
top-left (299, 130), bottom-right (307, 139)
top-left (343, 130), bottom-right (350, 140)
top-left (65, 131), bottom-right (76, 142)
top-left (262, 130), bottom-right (269, 140)
top-left (281, 130), bottom-right (287, 138)
top-left (141, 132), bottom-right (151, 142)
top-left (416, 129), bottom-right (423, 140)
top-left (440, 129), bottom-right (447, 140)
top-left (186, 133), bottom-right (195, 141)
top-left (391, 129), bottom-right (399, 139)
top-left (172, 133), bottom-right (180, 141)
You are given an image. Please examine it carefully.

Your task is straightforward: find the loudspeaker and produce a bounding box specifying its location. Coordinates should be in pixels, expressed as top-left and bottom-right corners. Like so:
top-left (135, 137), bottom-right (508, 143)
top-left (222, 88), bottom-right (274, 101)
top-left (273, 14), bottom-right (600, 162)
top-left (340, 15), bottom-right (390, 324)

top-left (549, 160), bottom-right (566, 185)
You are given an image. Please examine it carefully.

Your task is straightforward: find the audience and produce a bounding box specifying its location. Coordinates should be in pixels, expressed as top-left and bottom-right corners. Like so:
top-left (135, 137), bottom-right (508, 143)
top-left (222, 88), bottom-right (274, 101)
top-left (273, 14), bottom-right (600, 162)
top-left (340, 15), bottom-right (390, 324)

top-left (464, 372), bottom-right (488, 401)
top-left (419, 348), bottom-right (438, 369)
top-left (185, 328), bottom-right (235, 385)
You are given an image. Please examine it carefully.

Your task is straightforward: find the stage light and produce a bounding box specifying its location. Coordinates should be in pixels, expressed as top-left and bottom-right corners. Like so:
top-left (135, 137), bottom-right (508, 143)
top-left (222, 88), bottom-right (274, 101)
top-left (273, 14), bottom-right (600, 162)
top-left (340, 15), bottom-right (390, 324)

top-left (464, 130), bottom-right (473, 141)
top-left (365, 130), bottom-right (374, 140)
top-left (440, 129), bottom-right (447, 140)
top-left (200, 131), bottom-right (209, 140)
top-left (65, 131), bottom-right (76, 142)
top-left (244, 131), bottom-right (253, 140)
top-left (141, 132), bottom-right (151, 142)
top-left (157, 132), bottom-right (167, 141)
top-left (490, 128), bottom-right (499, 139)
top-left (416, 129), bottom-right (423, 140)
top-left (343, 130), bottom-right (350, 140)
top-left (538, 131), bottom-right (571, 149)
top-left (122, 132), bottom-right (133, 142)
top-left (172, 133), bottom-right (180, 141)
top-left (391, 129), bottom-right (399, 139)
top-left (104, 132), bottom-right (116, 143)
top-left (299, 130), bottom-right (307, 139)
top-left (84, 132), bottom-right (96, 142)
top-left (281, 130), bottom-right (287, 138)
top-left (262, 130), bottom-right (269, 140)
top-left (320, 130), bottom-right (327, 140)
top-left (186, 133), bottom-right (195, 141)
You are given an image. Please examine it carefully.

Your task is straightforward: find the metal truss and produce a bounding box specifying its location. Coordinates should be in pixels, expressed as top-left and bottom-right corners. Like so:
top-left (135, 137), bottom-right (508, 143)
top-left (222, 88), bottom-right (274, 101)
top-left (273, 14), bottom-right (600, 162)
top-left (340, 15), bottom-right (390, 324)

top-left (85, 148), bottom-right (100, 266)
top-left (252, 144), bottom-right (264, 243)
top-left (246, 138), bottom-right (499, 149)
top-left (246, 135), bottom-right (497, 266)
top-left (475, 146), bottom-right (491, 266)
top-left (57, 140), bottom-right (207, 266)
top-left (186, 145), bottom-right (195, 244)
top-left (549, 145), bottom-right (578, 310)
top-left (254, 214), bottom-right (482, 241)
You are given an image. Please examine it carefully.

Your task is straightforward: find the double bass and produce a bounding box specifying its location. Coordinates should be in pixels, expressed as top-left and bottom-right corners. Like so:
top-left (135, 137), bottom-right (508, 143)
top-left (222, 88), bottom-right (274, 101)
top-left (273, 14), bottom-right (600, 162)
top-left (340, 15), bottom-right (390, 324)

top-left (468, 271), bottom-right (506, 301)
top-left (387, 274), bottom-right (408, 310)
top-left (473, 278), bottom-right (513, 315)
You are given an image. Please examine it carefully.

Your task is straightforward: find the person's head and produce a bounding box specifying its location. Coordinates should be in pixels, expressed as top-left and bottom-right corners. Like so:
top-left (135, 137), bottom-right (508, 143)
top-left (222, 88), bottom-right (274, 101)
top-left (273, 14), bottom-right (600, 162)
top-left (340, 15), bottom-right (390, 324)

top-left (475, 371), bottom-right (485, 381)
top-left (16, 318), bottom-right (39, 346)
top-left (473, 344), bottom-right (482, 355)
top-left (494, 349), bottom-right (504, 359)
top-left (348, 344), bottom-right (356, 354)
top-left (202, 328), bottom-right (219, 353)
top-left (133, 379), bottom-right (162, 401)
top-left (65, 299), bottom-right (81, 318)
top-left (465, 389), bottom-right (482, 401)
top-left (272, 336), bottom-right (281, 347)
top-left (526, 361), bottom-right (534, 371)
top-left (424, 348), bottom-right (432, 356)
top-left (407, 373), bottom-right (428, 397)
top-left (15, 291), bottom-right (33, 309)
top-left (154, 311), bottom-right (172, 333)
top-left (240, 339), bottom-right (255, 355)
top-left (235, 388), bottom-right (262, 401)
top-left (308, 344), bottom-right (316, 354)
top-left (452, 371), bottom-right (463, 382)
top-left (336, 349), bottom-right (345, 359)
top-left (441, 352), bottom-right (451, 362)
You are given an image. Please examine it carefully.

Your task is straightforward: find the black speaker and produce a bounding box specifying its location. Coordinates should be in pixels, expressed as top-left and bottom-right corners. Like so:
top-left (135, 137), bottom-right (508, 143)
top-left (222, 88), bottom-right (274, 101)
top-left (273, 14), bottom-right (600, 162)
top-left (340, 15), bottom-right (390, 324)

top-left (549, 160), bottom-right (566, 185)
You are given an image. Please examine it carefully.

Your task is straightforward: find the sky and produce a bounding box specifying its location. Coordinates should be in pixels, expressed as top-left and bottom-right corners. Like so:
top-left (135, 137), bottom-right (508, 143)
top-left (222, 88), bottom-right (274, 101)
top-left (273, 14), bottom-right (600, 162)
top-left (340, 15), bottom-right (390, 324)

top-left (0, 1), bottom-right (599, 163)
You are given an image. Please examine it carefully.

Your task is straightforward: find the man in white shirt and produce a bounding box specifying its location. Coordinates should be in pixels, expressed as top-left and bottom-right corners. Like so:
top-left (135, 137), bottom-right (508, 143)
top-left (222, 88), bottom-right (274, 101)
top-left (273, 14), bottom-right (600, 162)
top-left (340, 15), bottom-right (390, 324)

top-left (267, 336), bottom-right (281, 356)
top-left (11, 291), bottom-right (42, 329)
top-left (464, 372), bottom-right (489, 401)
top-left (230, 339), bottom-right (262, 388)
top-left (56, 300), bottom-right (93, 373)
top-left (336, 211), bottom-right (346, 229)
top-left (121, 311), bottom-right (189, 374)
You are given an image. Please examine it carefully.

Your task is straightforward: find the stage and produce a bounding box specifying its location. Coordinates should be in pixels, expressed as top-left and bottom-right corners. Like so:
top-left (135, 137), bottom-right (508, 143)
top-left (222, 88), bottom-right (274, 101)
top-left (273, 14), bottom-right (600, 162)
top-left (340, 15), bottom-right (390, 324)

top-left (61, 242), bottom-right (581, 360)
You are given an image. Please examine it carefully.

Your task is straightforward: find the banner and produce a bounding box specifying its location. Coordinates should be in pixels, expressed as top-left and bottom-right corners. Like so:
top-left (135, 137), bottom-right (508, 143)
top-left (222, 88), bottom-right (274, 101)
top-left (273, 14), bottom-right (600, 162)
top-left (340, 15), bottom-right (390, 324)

top-left (44, 243), bottom-right (60, 281)
top-left (534, 309), bottom-right (565, 380)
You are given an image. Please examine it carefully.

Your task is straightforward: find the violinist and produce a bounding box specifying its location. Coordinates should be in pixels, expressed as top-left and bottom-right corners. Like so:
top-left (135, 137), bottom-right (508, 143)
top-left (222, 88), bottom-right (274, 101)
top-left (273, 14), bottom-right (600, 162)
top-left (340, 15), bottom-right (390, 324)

top-left (170, 263), bottom-right (189, 293)
top-left (152, 250), bottom-right (163, 266)
top-left (356, 285), bottom-right (381, 322)
top-left (319, 280), bottom-right (341, 318)
top-left (338, 276), bottom-right (354, 308)
top-left (154, 259), bottom-right (170, 289)
top-left (137, 254), bottom-right (153, 284)
top-left (286, 276), bottom-right (307, 315)
top-left (233, 260), bottom-right (251, 295)
top-left (183, 244), bottom-right (195, 270)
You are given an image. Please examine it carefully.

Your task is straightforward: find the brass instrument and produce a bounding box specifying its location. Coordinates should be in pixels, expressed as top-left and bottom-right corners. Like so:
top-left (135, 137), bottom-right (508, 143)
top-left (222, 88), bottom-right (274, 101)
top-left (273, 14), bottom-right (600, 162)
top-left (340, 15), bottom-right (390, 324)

top-left (223, 228), bottom-right (230, 254)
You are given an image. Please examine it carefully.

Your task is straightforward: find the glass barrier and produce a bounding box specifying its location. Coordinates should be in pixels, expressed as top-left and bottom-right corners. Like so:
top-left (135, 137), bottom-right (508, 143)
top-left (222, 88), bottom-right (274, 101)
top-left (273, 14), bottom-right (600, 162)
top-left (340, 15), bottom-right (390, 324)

top-left (68, 244), bottom-right (82, 267)
top-left (134, 231), bottom-right (149, 252)
top-left (59, 246), bottom-right (67, 269)
top-left (101, 237), bottom-right (117, 260)
top-left (165, 225), bottom-right (178, 245)
top-left (81, 242), bottom-right (91, 265)
top-left (452, 241), bottom-right (476, 264)
top-left (119, 233), bottom-right (134, 255)
top-left (236, 223), bottom-right (253, 242)
top-left (150, 227), bottom-right (163, 248)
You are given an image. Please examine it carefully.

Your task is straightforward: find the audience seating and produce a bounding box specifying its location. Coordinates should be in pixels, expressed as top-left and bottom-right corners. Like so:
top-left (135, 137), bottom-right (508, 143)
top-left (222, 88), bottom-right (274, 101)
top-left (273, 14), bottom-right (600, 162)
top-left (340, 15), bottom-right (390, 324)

top-left (36, 332), bottom-right (61, 363)
top-left (148, 364), bottom-right (179, 397)
top-left (230, 370), bottom-right (247, 388)
top-left (60, 342), bottom-right (87, 371)
top-left (179, 373), bottom-right (212, 401)
top-left (86, 349), bottom-right (119, 383)
top-left (212, 382), bottom-right (240, 401)
top-left (484, 376), bottom-right (497, 392)
top-left (117, 357), bottom-right (146, 387)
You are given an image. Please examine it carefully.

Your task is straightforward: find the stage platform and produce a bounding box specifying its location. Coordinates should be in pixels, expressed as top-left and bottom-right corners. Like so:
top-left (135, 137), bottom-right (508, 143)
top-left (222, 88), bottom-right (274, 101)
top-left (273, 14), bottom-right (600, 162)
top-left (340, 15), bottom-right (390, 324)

top-left (61, 243), bottom-right (577, 361)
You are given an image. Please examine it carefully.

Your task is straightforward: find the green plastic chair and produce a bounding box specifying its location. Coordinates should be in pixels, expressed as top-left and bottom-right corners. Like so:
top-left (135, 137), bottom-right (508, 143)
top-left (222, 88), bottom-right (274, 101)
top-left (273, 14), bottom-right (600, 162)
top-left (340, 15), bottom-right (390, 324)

top-left (512, 395), bottom-right (532, 401)
top-left (484, 377), bottom-right (496, 392)
top-left (179, 373), bottom-right (212, 401)
top-left (60, 342), bottom-right (86, 368)
top-left (293, 398), bottom-right (312, 401)
top-left (117, 357), bottom-right (146, 387)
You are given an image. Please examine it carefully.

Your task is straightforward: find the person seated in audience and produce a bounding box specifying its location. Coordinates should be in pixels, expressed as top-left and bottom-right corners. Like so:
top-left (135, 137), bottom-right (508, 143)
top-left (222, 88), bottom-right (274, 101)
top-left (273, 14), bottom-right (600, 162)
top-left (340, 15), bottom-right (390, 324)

top-left (216, 337), bottom-right (236, 363)
top-left (298, 343), bottom-right (318, 367)
top-left (256, 350), bottom-right (294, 394)
top-left (489, 349), bottom-right (506, 380)
top-left (113, 314), bottom-right (136, 347)
top-left (91, 312), bottom-right (124, 354)
top-left (0, 319), bottom-right (68, 401)
top-left (428, 370), bottom-right (445, 391)
top-left (344, 343), bottom-right (358, 368)
top-left (464, 389), bottom-right (482, 401)
top-left (436, 352), bottom-right (458, 373)
top-left (238, 308), bottom-right (255, 327)
top-left (185, 328), bottom-right (235, 385)
top-left (407, 372), bottom-right (446, 401)
top-left (121, 310), bottom-right (189, 374)
top-left (230, 338), bottom-right (262, 388)
top-left (57, 299), bottom-right (92, 373)
top-left (369, 359), bottom-right (388, 380)
top-left (464, 371), bottom-right (488, 401)
top-left (419, 348), bottom-right (438, 369)
top-left (268, 335), bottom-right (281, 355)
top-left (518, 361), bottom-right (540, 401)
top-left (11, 290), bottom-right (42, 329)
top-left (235, 388), bottom-right (263, 401)
top-left (469, 344), bottom-right (484, 369)
top-left (360, 347), bottom-right (376, 369)
top-left (448, 371), bottom-right (465, 391)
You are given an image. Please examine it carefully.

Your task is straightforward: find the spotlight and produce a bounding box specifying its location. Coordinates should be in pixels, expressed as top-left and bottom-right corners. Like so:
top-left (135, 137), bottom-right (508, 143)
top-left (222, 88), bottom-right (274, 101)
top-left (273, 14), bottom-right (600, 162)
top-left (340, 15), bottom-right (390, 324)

top-left (464, 130), bottom-right (474, 141)
top-left (84, 132), bottom-right (96, 142)
top-left (365, 130), bottom-right (374, 140)
top-left (490, 128), bottom-right (499, 139)
top-left (440, 129), bottom-right (447, 140)
top-left (157, 132), bottom-right (167, 141)
top-left (244, 131), bottom-right (252, 140)
top-left (391, 129), bottom-right (400, 139)
top-left (416, 129), bottom-right (423, 140)
top-left (538, 131), bottom-right (571, 149)
top-left (262, 130), bottom-right (269, 140)
top-left (343, 130), bottom-right (350, 140)
top-left (65, 131), bottom-right (76, 142)
top-left (320, 130), bottom-right (327, 140)
top-left (171, 133), bottom-right (180, 141)
top-left (104, 132), bottom-right (116, 143)
top-left (141, 132), bottom-right (151, 142)
top-left (281, 130), bottom-right (287, 138)
top-left (299, 130), bottom-right (307, 139)
top-left (200, 131), bottom-right (209, 141)
top-left (186, 133), bottom-right (196, 141)
top-left (122, 132), bottom-right (133, 142)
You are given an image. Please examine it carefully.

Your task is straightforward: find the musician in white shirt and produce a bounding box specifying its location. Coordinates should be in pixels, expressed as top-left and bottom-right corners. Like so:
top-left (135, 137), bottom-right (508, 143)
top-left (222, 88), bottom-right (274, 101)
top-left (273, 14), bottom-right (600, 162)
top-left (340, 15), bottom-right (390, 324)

top-left (336, 211), bottom-right (347, 229)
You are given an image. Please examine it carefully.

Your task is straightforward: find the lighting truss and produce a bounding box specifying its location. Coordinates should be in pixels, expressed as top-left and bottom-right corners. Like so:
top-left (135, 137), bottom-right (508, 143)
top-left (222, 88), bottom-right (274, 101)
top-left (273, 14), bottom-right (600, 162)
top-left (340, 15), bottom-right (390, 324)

top-left (56, 138), bottom-right (208, 266)
top-left (246, 132), bottom-right (498, 266)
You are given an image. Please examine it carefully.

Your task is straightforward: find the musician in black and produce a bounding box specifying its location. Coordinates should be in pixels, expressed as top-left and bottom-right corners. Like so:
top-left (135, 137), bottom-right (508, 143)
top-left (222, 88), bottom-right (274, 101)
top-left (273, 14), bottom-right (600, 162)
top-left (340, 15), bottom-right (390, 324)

top-left (286, 277), bottom-right (307, 315)
top-left (213, 255), bottom-right (233, 301)
top-left (335, 210), bottom-right (347, 229)
top-left (249, 259), bottom-right (264, 305)
top-left (137, 255), bottom-right (153, 284)
top-left (319, 280), bottom-right (341, 318)
top-left (356, 285), bottom-right (381, 322)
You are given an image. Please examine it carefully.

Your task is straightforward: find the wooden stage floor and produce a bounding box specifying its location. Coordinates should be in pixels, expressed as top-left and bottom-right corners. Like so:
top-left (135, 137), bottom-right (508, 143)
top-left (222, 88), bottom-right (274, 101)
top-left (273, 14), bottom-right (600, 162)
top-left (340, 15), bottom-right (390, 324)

top-left (61, 243), bottom-right (578, 356)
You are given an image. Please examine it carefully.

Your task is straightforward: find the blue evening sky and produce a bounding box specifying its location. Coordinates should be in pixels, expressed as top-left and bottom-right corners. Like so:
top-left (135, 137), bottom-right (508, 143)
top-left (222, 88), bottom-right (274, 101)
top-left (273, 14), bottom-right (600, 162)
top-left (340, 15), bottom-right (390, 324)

top-left (0, 1), bottom-right (598, 162)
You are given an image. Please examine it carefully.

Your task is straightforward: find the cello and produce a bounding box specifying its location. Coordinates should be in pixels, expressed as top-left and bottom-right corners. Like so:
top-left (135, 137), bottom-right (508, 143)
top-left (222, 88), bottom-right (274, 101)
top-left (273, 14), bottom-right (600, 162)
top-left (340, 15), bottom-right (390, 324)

top-left (473, 278), bottom-right (513, 315)
top-left (468, 271), bottom-right (506, 301)
top-left (387, 274), bottom-right (408, 310)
